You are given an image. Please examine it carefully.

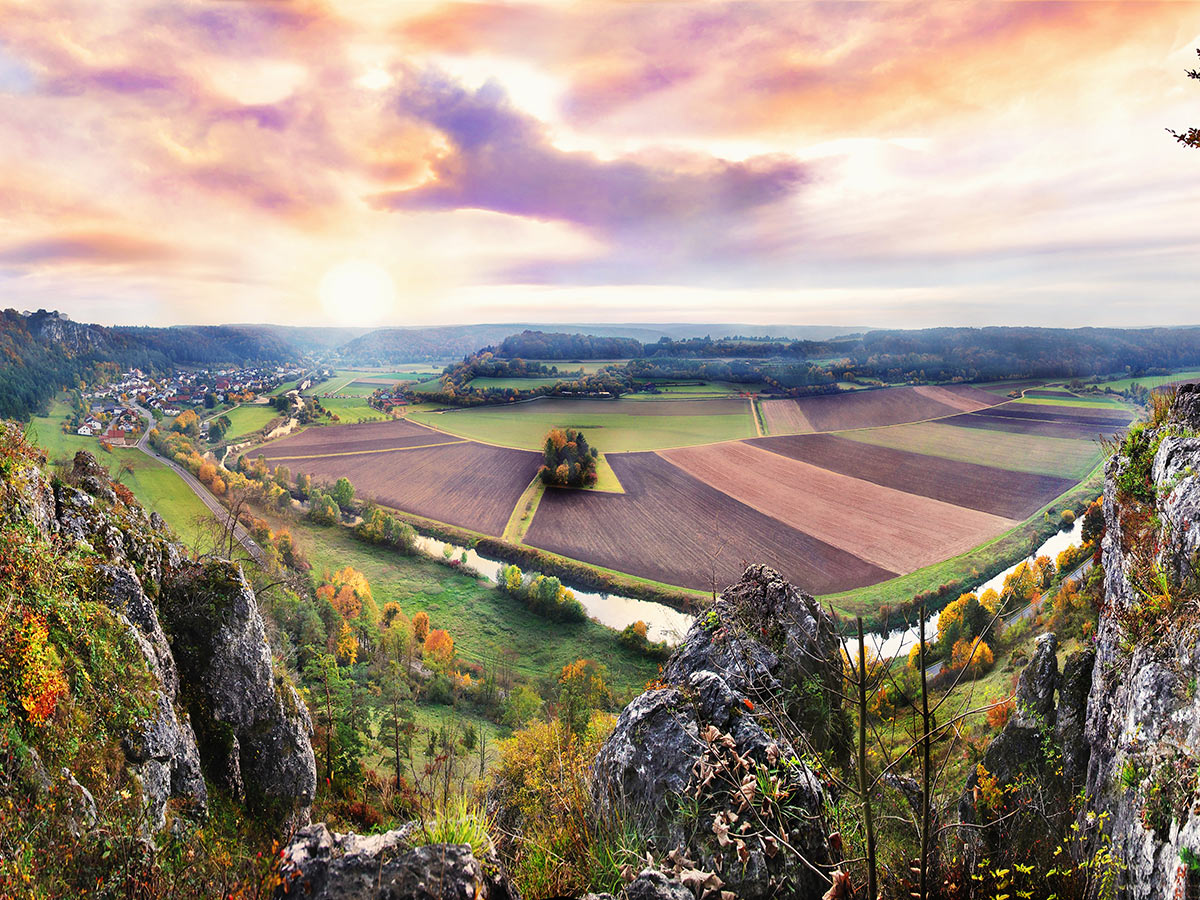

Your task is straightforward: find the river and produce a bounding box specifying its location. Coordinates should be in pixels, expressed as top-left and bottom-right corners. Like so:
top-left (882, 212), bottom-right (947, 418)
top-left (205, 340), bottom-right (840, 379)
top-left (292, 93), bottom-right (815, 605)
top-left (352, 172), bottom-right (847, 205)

top-left (410, 535), bottom-right (694, 644)
top-left (410, 516), bottom-right (1085, 654)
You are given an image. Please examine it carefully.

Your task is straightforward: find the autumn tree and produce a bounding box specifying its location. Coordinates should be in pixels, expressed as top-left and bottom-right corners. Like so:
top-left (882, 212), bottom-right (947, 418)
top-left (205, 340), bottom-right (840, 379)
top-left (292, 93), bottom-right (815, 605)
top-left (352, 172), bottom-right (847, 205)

top-left (423, 629), bottom-right (454, 671)
top-left (556, 658), bottom-right (611, 737)
top-left (413, 611), bottom-right (430, 643)
top-left (538, 428), bottom-right (598, 488)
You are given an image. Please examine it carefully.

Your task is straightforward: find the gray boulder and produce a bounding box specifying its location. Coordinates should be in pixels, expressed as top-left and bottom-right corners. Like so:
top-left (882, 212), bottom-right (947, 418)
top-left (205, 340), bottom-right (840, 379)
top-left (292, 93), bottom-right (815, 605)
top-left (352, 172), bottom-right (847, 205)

top-left (161, 560), bottom-right (316, 827)
top-left (276, 823), bottom-right (520, 899)
top-left (593, 565), bottom-right (840, 899)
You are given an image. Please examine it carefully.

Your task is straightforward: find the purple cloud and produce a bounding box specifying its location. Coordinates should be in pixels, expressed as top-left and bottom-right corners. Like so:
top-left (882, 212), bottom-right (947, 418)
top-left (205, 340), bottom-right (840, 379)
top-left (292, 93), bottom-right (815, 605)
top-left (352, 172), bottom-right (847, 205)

top-left (371, 70), bottom-right (807, 236)
top-left (0, 232), bottom-right (176, 266)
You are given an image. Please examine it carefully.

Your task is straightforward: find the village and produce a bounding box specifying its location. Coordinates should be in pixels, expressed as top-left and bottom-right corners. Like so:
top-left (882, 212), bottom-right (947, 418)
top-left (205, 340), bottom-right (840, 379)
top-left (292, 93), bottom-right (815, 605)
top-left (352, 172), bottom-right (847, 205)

top-left (72, 365), bottom-right (305, 444)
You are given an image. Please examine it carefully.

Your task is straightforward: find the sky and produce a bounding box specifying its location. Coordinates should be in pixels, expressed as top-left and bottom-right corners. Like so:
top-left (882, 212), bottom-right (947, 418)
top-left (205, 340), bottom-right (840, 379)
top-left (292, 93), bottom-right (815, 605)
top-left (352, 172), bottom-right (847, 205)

top-left (0, 1), bottom-right (1198, 329)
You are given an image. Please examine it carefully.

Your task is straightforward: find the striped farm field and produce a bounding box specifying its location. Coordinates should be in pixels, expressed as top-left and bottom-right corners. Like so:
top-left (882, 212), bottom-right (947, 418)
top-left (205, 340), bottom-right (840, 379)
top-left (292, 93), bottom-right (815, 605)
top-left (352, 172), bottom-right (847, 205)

top-left (524, 452), bottom-right (895, 595)
top-left (749, 433), bottom-right (1075, 519)
top-left (947, 411), bottom-right (1123, 441)
top-left (256, 380), bottom-right (1123, 607)
top-left (840, 421), bottom-right (1103, 478)
top-left (987, 403), bottom-right (1133, 425)
top-left (658, 442), bottom-right (1017, 574)
top-left (760, 384), bottom-right (997, 434)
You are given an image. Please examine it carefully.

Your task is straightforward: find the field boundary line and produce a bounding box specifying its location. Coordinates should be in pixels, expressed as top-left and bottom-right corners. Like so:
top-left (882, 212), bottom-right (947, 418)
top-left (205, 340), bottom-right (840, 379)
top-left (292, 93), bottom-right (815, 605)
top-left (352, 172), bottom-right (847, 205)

top-left (502, 476), bottom-right (545, 544)
top-left (263, 439), bottom-right (467, 460)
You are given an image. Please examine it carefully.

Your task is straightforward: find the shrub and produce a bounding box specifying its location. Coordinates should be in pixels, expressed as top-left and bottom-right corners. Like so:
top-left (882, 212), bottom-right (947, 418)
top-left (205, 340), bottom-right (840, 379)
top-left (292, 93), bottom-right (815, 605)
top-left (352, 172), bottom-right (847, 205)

top-left (486, 716), bottom-right (626, 897)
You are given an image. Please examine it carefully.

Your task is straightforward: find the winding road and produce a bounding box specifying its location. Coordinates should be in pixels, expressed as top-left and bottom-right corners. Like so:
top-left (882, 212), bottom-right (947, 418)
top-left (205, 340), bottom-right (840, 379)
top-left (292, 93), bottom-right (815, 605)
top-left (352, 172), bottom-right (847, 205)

top-left (134, 407), bottom-right (267, 567)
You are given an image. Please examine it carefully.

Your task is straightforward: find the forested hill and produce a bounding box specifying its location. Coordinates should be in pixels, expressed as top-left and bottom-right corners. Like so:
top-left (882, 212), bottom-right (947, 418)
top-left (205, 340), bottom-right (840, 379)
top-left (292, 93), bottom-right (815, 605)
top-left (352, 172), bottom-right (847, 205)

top-left (497, 330), bottom-right (645, 360)
top-left (0, 313), bottom-right (367, 421)
top-left (0, 309), bottom-right (169, 420)
top-left (116, 323), bottom-right (368, 364)
top-left (837, 326), bottom-right (1200, 381)
top-left (633, 326), bottom-right (1200, 382)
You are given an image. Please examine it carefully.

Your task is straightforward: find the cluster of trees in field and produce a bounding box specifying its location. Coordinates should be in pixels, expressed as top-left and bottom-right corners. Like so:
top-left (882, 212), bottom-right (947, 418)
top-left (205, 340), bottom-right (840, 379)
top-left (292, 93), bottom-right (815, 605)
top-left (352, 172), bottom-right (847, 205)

top-left (496, 331), bottom-right (644, 360)
top-left (539, 428), bottom-right (598, 487)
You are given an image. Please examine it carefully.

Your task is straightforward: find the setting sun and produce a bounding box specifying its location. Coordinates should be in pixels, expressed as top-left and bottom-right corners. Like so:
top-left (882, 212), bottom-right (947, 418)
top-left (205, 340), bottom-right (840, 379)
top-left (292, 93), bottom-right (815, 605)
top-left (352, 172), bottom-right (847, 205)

top-left (318, 260), bottom-right (397, 325)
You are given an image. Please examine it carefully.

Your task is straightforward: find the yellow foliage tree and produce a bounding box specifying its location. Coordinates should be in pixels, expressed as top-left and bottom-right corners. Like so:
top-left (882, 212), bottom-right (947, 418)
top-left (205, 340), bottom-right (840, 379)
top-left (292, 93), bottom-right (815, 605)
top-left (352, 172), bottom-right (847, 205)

top-left (413, 611), bottom-right (430, 643)
top-left (335, 620), bottom-right (359, 665)
top-left (950, 637), bottom-right (994, 675)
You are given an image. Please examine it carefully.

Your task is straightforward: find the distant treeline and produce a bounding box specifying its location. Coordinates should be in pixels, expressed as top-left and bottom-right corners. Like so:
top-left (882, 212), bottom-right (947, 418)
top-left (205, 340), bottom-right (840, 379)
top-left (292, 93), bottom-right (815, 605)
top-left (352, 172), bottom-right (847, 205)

top-left (496, 331), bottom-right (645, 360)
top-left (499, 327), bottom-right (1200, 385)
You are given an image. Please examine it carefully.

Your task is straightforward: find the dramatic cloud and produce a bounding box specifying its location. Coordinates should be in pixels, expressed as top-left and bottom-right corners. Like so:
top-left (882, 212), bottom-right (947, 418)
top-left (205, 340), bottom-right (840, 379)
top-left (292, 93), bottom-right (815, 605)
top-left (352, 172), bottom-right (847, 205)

top-left (0, 0), bottom-right (1196, 326)
top-left (371, 69), bottom-right (807, 273)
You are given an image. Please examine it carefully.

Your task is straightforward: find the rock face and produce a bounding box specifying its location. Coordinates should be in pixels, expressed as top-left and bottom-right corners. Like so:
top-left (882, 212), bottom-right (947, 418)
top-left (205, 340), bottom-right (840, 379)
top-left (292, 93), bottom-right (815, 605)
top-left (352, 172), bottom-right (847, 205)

top-left (276, 824), bottom-right (520, 900)
top-left (98, 564), bottom-right (206, 830)
top-left (1, 443), bottom-right (315, 839)
top-left (592, 565), bottom-right (842, 899)
top-left (161, 560), bottom-right (317, 826)
top-left (1080, 397), bottom-right (1200, 899)
top-left (961, 633), bottom-right (1081, 832)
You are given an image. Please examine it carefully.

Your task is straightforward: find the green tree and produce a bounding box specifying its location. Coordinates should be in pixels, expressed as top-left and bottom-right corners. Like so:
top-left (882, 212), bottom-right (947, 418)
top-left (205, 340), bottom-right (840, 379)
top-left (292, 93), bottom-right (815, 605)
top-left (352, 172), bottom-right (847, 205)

top-left (503, 685), bottom-right (543, 728)
top-left (378, 661), bottom-right (414, 788)
top-left (556, 659), bottom-right (610, 738)
top-left (331, 476), bottom-right (355, 510)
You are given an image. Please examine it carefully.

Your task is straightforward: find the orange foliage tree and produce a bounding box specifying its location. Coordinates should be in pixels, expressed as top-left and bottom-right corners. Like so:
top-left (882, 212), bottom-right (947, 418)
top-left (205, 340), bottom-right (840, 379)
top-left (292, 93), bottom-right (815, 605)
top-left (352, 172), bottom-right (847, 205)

top-left (423, 629), bottom-right (454, 670)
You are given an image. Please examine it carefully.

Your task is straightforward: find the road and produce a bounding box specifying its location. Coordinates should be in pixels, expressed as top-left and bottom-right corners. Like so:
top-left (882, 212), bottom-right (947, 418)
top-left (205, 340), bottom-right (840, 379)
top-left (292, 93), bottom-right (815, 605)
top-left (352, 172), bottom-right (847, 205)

top-left (134, 407), bottom-right (268, 567)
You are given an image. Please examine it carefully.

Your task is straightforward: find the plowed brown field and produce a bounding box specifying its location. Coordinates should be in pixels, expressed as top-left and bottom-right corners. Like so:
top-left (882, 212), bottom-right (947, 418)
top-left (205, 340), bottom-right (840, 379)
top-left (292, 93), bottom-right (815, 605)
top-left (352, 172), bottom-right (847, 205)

top-left (761, 385), bottom-right (997, 435)
top-left (260, 419), bottom-right (451, 458)
top-left (658, 442), bottom-right (1018, 573)
top-left (524, 452), bottom-right (895, 595)
top-left (268, 439), bottom-right (539, 537)
top-left (749, 434), bottom-right (1075, 519)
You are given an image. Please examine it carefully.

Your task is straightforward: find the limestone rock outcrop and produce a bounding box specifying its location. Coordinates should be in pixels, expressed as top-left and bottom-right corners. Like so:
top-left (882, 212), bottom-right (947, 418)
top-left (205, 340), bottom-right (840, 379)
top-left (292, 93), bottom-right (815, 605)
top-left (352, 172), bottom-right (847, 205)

top-left (276, 824), bottom-right (520, 900)
top-left (592, 565), bottom-right (842, 899)
top-left (1081, 394), bottom-right (1200, 899)
top-left (161, 560), bottom-right (316, 826)
top-left (1, 442), bottom-right (315, 839)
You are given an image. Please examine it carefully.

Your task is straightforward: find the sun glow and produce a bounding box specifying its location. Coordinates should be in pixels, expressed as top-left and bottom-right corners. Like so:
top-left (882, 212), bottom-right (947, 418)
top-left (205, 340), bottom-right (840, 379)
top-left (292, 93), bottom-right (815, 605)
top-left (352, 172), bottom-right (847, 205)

top-left (318, 260), bottom-right (397, 325)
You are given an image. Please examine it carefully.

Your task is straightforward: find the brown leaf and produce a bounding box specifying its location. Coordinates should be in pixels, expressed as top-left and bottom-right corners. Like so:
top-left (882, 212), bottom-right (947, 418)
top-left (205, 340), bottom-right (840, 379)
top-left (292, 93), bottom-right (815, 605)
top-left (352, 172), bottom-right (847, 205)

top-left (821, 870), bottom-right (853, 900)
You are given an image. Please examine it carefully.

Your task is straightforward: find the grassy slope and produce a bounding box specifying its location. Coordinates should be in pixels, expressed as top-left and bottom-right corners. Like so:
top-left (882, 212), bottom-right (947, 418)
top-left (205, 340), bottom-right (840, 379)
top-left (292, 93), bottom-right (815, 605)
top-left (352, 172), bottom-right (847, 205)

top-left (319, 397), bottom-right (392, 423)
top-left (410, 403), bottom-right (754, 451)
top-left (28, 401), bottom-right (214, 542)
top-left (468, 377), bottom-right (566, 390)
top-left (1093, 369), bottom-right (1200, 391)
top-left (289, 521), bottom-right (658, 698)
